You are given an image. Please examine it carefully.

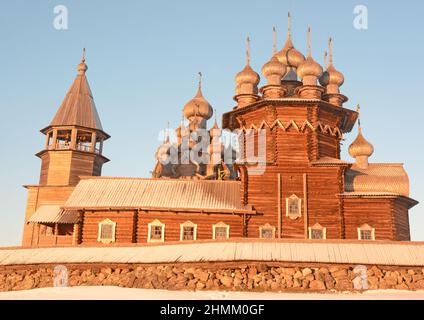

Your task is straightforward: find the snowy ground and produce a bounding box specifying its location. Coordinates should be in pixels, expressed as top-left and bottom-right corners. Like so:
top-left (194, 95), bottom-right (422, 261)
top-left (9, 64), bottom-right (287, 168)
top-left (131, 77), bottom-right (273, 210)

top-left (0, 286), bottom-right (424, 300)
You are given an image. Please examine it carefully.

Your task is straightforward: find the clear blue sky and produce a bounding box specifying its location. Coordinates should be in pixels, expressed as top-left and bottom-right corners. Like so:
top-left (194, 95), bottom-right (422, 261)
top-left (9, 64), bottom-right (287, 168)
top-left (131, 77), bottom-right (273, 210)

top-left (0, 0), bottom-right (423, 246)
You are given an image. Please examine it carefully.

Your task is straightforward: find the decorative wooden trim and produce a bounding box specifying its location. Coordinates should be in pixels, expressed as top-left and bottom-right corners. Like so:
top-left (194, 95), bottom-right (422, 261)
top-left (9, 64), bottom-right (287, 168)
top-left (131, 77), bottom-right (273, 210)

top-left (357, 224), bottom-right (375, 240)
top-left (308, 223), bottom-right (327, 240)
top-left (259, 223), bottom-right (276, 239)
top-left (147, 219), bottom-right (165, 243)
top-left (179, 221), bottom-right (198, 241)
top-left (286, 194), bottom-right (302, 219)
top-left (212, 222), bottom-right (230, 240)
top-left (238, 119), bottom-right (343, 138)
top-left (97, 218), bottom-right (116, 244)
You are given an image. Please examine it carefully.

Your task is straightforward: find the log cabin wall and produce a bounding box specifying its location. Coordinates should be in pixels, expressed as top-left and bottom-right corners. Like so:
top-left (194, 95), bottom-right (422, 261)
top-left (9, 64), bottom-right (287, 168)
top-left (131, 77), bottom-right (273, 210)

top-left (392, 198), bottom-right (411, 241)
top-left (343, 198), bottom-right (395, 240)
top-left (227, 102), bottom-right (349, 240)
top-left (81, 211), bottom-right (135, 244)
top-left (244, 165), bottom-right (344, 239)
top-left (21, 186), bottom-right (75, 246)
top-left (80, 211), bottom-right (245, 244)
top-left (39, 150), bottom-right (105, 186)
top-left (137, 212), bottom-right (244, 243)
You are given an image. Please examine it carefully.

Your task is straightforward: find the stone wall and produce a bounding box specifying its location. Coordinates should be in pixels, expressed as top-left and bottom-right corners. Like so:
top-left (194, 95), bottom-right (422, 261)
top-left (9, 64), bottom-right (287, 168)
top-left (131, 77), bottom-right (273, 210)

top-left (1, 262), bottom-right (424, 292)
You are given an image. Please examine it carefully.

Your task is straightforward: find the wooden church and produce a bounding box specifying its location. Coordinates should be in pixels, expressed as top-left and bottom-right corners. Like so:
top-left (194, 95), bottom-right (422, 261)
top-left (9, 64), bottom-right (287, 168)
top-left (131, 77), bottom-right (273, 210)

top-left (21, 15), bottom-right (418, 247)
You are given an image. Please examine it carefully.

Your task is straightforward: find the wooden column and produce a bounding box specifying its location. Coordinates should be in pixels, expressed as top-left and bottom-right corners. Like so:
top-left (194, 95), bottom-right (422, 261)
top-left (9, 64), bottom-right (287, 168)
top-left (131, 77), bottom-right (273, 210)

top-left (70, 128), bottom-right (78, 150)
top-left (52, 129), bottom-right (58, 150)
top-left (303, 173), bottom-right (309, 239)
top-left (90, 132), bottom-right (97, 153)
top-left (277, 173), bottom-right (282, 238)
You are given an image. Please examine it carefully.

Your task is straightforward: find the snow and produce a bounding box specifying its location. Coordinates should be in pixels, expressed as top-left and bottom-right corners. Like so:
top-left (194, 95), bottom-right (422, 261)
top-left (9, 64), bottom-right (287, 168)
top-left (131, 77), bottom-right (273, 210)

top-left (0, 286), bottom-right (424, 300)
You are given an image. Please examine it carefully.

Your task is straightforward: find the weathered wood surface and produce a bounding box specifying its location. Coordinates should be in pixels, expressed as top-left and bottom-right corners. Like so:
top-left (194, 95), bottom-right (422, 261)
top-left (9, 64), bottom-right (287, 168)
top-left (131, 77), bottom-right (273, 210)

top-left (2, 240), bottom-right (424, 266)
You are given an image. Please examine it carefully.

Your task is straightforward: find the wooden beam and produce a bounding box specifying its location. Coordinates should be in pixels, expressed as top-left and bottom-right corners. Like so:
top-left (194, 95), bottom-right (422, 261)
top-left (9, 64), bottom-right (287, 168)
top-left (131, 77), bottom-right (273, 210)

top-left (303, 173), bottom-right (308, 239)
top-left (277, 173), bottom-right (281, 239)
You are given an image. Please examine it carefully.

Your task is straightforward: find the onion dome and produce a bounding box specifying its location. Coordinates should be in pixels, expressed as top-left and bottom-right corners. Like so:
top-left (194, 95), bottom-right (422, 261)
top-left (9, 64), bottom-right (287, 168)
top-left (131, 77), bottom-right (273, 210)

top-left (183, 72), bottom-right (213, 120)
top-left (262, 27), bottom-right (287, 85)
top-left (235, 36), bottom-right (260, 95)
top-left (297, 27), bottom-right (323, 86)
top-left (276, 13), bottom-right (305, 69)
top-left (348, 130), bottom-right (374, 158)
top-left (348, 105), bottom-right (374, 168)
top-left (77, 48), bottom-right (88, 75)
top-left (319, 38), bottom-right (344, 91)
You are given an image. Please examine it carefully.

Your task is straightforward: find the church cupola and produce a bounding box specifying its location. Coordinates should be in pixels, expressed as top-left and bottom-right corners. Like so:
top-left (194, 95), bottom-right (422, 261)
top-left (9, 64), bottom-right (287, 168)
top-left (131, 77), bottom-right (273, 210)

top-left (183, 72), bottom-right (213, 130)
top-left (37, 49), bottom-right (110, 186)
top-left (260, 27), bottom-right (287, 99)
top-left (276, 13), bottom-right (305, 82)
top-left (296, 27), bottom-right (324, 99)
top-left (234, 36), bottom-right (261, 108)
top-left (319, 37), bottom-right (348, 107)
top-left (349, 105), bottom-right (374, 169)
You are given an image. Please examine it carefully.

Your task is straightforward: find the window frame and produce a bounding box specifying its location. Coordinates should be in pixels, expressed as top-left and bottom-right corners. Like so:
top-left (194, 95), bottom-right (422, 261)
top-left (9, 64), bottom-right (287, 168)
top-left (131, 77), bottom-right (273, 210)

top-left (259, 223), bottom-right (276, 239)
top-left (308, 223), bottom-right (327, 240)
top-left (357, 224), bottom-right (375, 240)
top-left (212, 222), bottom-right (230, 240)
top-left (179, 221), bottom-right (198, 241)
top-left (97, 218), bottom-right (116, 244)
top-left (286, 194), bottom-right (302, 219)
top-left (147, 219), bottom-right (165, 243)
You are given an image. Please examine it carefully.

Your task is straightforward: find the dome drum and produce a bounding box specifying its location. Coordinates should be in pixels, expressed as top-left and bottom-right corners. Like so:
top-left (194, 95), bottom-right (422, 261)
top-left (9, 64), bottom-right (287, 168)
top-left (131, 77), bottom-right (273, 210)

top-left (294, 85), bottom-right (324, 99)
top-left (260, 84), bottom-right (287, 99)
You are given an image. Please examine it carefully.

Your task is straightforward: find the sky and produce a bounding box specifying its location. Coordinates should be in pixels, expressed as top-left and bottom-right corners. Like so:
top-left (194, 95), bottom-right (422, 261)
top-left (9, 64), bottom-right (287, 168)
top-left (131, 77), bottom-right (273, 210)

top-left (0, 0), bottom-right (423, 246)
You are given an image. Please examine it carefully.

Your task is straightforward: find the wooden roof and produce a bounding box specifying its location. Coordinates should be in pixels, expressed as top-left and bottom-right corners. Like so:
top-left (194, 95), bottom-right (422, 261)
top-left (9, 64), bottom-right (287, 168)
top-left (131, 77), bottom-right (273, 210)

top-left (27, 205), bottom-right (79, 224)
top-left (47, 70), bottom-right (103, 132)
top-left (345, 163), bottom-right (410, 197)
top-left (2, 240), bottom-right (424, 266)
top-left (63, 177), bottom-right (254, 214)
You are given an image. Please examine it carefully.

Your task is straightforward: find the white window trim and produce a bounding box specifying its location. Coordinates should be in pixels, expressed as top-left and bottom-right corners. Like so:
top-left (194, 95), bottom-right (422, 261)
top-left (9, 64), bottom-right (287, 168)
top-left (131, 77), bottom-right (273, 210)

top-left (180, 221), bottom-right (198, 241)
top-left (259, 223), bottom-right (276, 239)
top-left (148, 219), bottom-right (165, 243)
top-left (286, 194), bottom-right (302, 219)
top-left (212, 222), bottom-right (230, 240)
top-left (97, 218), bottom-right (116, 244)
top-left (308, 223), bottom-right (327, 240)
top-left (357, 224), bottom-right (375, 240)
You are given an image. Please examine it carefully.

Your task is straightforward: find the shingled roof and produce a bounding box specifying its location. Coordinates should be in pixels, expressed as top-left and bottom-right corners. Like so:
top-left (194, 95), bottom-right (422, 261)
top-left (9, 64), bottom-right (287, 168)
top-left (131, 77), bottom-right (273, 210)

top-left (46, 56), bottom-right (103, 132)
top-left (63, 177), bottom-right (255, 214)
top-left (344, 163), bottom-right (410, 197)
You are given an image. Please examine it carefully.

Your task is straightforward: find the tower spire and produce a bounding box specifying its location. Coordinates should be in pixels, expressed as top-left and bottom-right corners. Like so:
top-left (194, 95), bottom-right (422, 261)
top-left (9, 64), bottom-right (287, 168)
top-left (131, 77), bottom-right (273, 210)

top-left (246, 36), bottom-right (251, 66)
top-left (77, 48), bottom-right (88, 75)
top-left (287, 12), bottom-right (291, 39)
top-left (307, 26), bottom-right (312, 58)
top-left (356, 104), bottom-right (362, 132)
top-left (273, 26), bottom-right (277, 55)
top-left (329, 37), bottom-right (333, 65)
top-left (324, 50), bottom-right (328, 69)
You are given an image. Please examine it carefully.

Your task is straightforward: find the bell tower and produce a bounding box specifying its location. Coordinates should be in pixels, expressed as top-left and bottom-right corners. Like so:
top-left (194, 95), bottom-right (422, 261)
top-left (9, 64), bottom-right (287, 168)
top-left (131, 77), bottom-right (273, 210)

top-left (37, 49), bottom-right (110, 186)
top-left (21, 49), bottom-right (110, 246)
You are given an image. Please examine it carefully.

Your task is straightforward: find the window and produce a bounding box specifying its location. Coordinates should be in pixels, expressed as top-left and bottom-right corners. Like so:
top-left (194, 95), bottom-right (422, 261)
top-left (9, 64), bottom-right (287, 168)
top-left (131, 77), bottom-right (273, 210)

top-left (180, 221), bottom-right (197, 241)
top-left (308, 223), bottom-right (326, 240)
top-left (148, 219), bottom-right (165, 242)
top-left (213, 222), bottom-right (230, 240)
top-left (357, 224), bottom-right (375, 240)
top-left (286, 194), bottom-right (302, 219)
top-left (259, 223), bottom-right (276, 239)
top-left (97, 219), bottom-right (116, 244)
